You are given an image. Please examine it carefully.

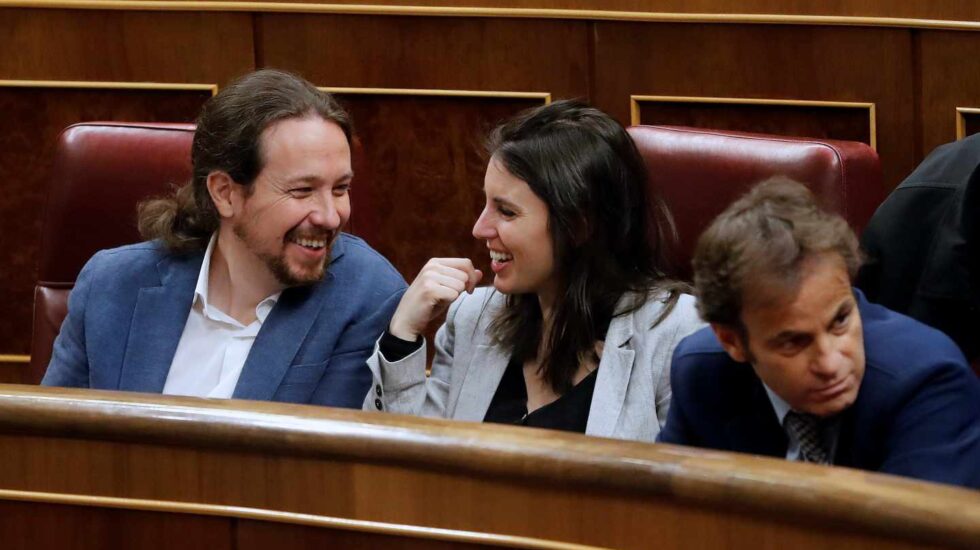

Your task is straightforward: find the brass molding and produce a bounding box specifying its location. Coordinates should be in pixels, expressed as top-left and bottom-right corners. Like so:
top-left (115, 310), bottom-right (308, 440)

top-left (323, 86), bottom-right (551, 103)
top-left (3, 1), bottom-right (980, 31)
top-left (955, 107), bottom-right (980, 140)
top-left (0, 79), bottom-right (218, 94)
top-left (0, 489), bottom-right (605, 550)
top-left (630, 94), bottom-right (878, 150)
top-left (0, 354), bottom-right (30, 363)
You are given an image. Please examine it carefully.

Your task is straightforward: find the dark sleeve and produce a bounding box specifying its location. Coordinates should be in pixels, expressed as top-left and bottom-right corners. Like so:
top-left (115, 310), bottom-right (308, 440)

top-left (879, 352), bottom-right (980, 489)
top-left (378, 330), bottom-right (423, 362)
top-left (657, 345), bottom-right (698, 445)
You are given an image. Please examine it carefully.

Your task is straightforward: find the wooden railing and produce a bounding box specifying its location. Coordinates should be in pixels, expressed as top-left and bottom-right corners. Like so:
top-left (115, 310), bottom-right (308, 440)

top-left (0, 384), bottom-right (976, 548)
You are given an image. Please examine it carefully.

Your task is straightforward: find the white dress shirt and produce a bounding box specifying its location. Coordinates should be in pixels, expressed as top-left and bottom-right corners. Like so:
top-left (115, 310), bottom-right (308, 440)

top-left (162, 235), bottom-right (281, 399)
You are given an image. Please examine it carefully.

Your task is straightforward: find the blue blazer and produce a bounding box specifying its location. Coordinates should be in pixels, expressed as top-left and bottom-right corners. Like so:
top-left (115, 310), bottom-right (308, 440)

top-left (658, 290), bottom-right (980, 489)
top-left (42, 234), bottom-right (407, 408)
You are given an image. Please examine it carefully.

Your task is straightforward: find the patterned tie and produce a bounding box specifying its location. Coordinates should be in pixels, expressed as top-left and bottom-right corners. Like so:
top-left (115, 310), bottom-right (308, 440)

top-left (784, 411), bottom-right (830, 464)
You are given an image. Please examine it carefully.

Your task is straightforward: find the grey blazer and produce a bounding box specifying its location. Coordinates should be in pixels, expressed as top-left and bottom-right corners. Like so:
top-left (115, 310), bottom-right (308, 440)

top-left (364, 287), bottom-right (705, 442)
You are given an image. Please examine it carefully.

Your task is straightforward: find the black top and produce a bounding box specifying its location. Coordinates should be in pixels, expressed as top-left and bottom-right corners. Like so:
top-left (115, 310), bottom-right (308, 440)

top-left (483, 355), bottom-right (598, 433)
top-left (378, 330), bottom-right (599, 433)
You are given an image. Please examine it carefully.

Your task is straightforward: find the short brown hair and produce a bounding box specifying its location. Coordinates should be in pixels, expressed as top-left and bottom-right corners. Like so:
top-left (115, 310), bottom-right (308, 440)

top-left (692, 177), bottom-right (861, 327)
top-left (138, 69), bottom-right (352, 253)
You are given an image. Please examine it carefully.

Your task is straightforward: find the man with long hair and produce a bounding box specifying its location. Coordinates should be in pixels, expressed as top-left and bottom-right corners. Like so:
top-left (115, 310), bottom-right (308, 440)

top-left (42, 69), bottom-right (406, 407)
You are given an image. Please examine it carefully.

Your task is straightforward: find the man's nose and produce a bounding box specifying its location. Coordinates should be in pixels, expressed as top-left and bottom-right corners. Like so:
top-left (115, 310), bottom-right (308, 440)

top-left (472, 208), bottom-right (495, 240)
top-left (809, 335), bottom-right (844, 378)
top-left (309, 193), bottom-right (341, 229)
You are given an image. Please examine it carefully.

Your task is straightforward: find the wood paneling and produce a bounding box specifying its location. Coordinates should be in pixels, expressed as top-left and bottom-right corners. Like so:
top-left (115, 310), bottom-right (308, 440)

top-left (337, 93), bottom-right (544, 280)
top-left (962, 111), bottom-right (980, 139)
top-left (593, 23), bottom-right (914, 191)
top-left (257, 15), bottom-right (589, 98)
top-left (56, 0), bottom-right (980, 23)
top-left (635, 99), bottom-right (873, 145)
top-left (0, 86), bottom-right (210, 362)
top-left (0, 385), bottom-right (976, 549)
top-left (0, 9), bottom-right (253, 84)
top-left (919, 31), bottom-right (980, 156)
top-left (237, 520), bottom-right (511, 549)
top-left (0, 500), bottom-right (232, 550)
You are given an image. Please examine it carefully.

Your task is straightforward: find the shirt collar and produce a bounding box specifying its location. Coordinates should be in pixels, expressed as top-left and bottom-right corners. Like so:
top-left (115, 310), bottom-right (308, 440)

top-left (194, 233), bottom-right (281, 326)
top-left (762, 382), bottom-right (793, 426)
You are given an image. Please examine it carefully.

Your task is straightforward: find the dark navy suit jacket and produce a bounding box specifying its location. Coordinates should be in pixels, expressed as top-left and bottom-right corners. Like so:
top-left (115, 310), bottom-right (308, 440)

top-left (658, 290), bottom-right (980, 489)
top-left (42, 234), bottom-right (407, 408)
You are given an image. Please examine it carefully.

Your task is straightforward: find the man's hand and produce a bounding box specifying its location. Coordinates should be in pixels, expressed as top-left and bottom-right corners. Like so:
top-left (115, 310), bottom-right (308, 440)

top-left (388, 258), bottom-right (483, 341)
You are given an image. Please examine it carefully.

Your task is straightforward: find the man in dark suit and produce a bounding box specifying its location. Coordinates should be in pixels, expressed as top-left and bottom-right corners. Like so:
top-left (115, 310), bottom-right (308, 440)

top-left (42, 69), bottom-right (406, 407)
top-left (658, 178), bottom-right (980, 489)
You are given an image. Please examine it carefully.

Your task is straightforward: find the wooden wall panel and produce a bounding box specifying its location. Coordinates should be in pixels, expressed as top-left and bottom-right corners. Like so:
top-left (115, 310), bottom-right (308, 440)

top-left (257, 15), bottom-right (589, 98)
top-left (919, 31), bottom-right (980, 156)
top-left (962, 111), bottom-right (980, 139)
top-left (237, 520), bottom-right (505, 549)
top-left (0, 87), bottom-right (211, 373)
top-left (635, 100), bottom-right (873, 145)
top-left (0, 500), bottom-right (232, 550)
top-left (154, 0), bottom-right (980, 22)
top-left (0, 9), bottom-right (254, 84)
top-left (593, 23), bottom-right (915, 191)
top-left (337, 93), bottom-right (544, 280)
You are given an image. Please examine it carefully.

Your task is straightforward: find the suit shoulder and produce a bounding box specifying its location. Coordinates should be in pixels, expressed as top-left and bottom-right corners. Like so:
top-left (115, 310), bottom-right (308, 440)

top-left (81, 241), bottom-right (171, 279)
top-left (862, 300), bottom-right (969, 380)
top-left (333, 234), bottom-right (406, 288)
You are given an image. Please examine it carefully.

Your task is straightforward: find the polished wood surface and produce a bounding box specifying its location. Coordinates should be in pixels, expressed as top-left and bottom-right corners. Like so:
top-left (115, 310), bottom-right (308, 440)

top-left (7, 0), bottom-right (980, 25)
top-left (0, 385), bottom-right (976, 549)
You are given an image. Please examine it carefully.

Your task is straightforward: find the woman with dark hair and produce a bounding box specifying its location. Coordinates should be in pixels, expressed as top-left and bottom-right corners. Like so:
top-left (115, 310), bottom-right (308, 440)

top-left (364, 100), bottom-right (703, 441)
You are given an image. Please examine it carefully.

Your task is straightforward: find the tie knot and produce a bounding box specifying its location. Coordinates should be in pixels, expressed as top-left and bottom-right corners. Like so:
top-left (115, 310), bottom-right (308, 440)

top-left (784, 411), bottom-right (830, 464)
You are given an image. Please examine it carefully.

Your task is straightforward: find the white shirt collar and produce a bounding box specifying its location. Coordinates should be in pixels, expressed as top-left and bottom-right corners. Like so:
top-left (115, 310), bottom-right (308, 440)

top-left (762, 382), bottom-right (793, 426)
top-left (194, 233), bottom-right (281, 327)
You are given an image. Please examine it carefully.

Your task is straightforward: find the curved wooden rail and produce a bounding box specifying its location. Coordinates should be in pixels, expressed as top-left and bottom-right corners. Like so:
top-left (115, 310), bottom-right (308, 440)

top-left (0, 384), bottom-right (977, 548)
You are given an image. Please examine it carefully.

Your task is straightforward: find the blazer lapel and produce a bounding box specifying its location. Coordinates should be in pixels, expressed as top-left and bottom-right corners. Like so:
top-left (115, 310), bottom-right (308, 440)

top-left (232, 239), bottom-right (345, 401)
top-left (725, 378), bottom-right (787, 457)
top-left (118, 253), bottom-right (201, 393)
top-left (586, 311), bottom-right (635, 437)
top-left (452, 343), bottom-right (509, 422)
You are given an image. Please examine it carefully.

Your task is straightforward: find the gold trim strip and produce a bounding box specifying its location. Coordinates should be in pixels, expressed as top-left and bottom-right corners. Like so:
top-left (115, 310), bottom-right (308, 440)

top-left (0, 355), bottom-right (30, 363)
top-left (324, 86), bottom-right (551, 102)
top-left (3, 1), bottom-right (980, 31)
top-left (0, 79), bottom-right (218, 94)
top-left (630, 94), bottom-right (878, 150)
top-left (955, 107), bottom-right (980, 140)
top-left (0, 489), bottom-right (607, 550)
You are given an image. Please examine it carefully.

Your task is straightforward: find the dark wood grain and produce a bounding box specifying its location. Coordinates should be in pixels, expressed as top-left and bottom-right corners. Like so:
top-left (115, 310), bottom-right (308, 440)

top-left (0, 88), bottom-right (210, 361)
top-left (636, 101), bottom-right (872, 145)
top-left (0, 385), bottom-right (974, 549)
top-left (918, 31), bottom-right (980, 156)
top-left (593, 23), bottom-right (914, 192)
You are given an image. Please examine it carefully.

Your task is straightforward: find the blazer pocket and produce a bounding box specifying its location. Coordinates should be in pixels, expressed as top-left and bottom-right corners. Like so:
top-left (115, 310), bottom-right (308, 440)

top-left (279, 359), bottom-right (330, 386)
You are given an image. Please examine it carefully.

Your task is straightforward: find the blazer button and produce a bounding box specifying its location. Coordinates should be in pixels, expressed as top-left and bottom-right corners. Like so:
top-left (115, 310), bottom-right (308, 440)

top-left (375, 384), bottom-right (382, 396)
top-left (375, 398), bottom-right (383, 410)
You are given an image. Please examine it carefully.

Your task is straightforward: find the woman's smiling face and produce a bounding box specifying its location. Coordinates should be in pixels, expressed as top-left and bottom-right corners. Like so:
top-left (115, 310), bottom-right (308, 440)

top-left (472, 158), bottom-right (557, 303)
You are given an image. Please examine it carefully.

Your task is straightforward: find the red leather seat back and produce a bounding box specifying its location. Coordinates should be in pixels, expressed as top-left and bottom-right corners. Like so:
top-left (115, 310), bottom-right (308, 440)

top-left (30, 123), bottom-right (196, 382)
top-left (628, 125), bottom-right (884, 279)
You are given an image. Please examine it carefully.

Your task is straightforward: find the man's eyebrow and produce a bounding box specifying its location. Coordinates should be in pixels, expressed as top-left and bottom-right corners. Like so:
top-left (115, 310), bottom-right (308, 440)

top-left (767, 330), bottom-right (806, 346)
top-left (826, 300), bottom-right (853, 328)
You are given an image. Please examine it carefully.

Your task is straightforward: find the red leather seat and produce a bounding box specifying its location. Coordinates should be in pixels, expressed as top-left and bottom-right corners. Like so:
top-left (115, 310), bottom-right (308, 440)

top-left (30, 123), bottom-right (196, 382)
top-left (628, 125), bottom-right (884, 279)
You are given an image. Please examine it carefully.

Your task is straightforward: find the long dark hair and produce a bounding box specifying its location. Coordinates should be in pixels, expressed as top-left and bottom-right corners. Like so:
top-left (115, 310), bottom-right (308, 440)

top-left (138, 69), bottom-right (352, 252)
top-left (488, 99), bottom-right (685, 394)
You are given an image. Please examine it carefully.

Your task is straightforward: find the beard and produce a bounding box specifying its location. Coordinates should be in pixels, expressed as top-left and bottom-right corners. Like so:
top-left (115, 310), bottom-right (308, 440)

top-left (233, 220), bottom-right (334, 287)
